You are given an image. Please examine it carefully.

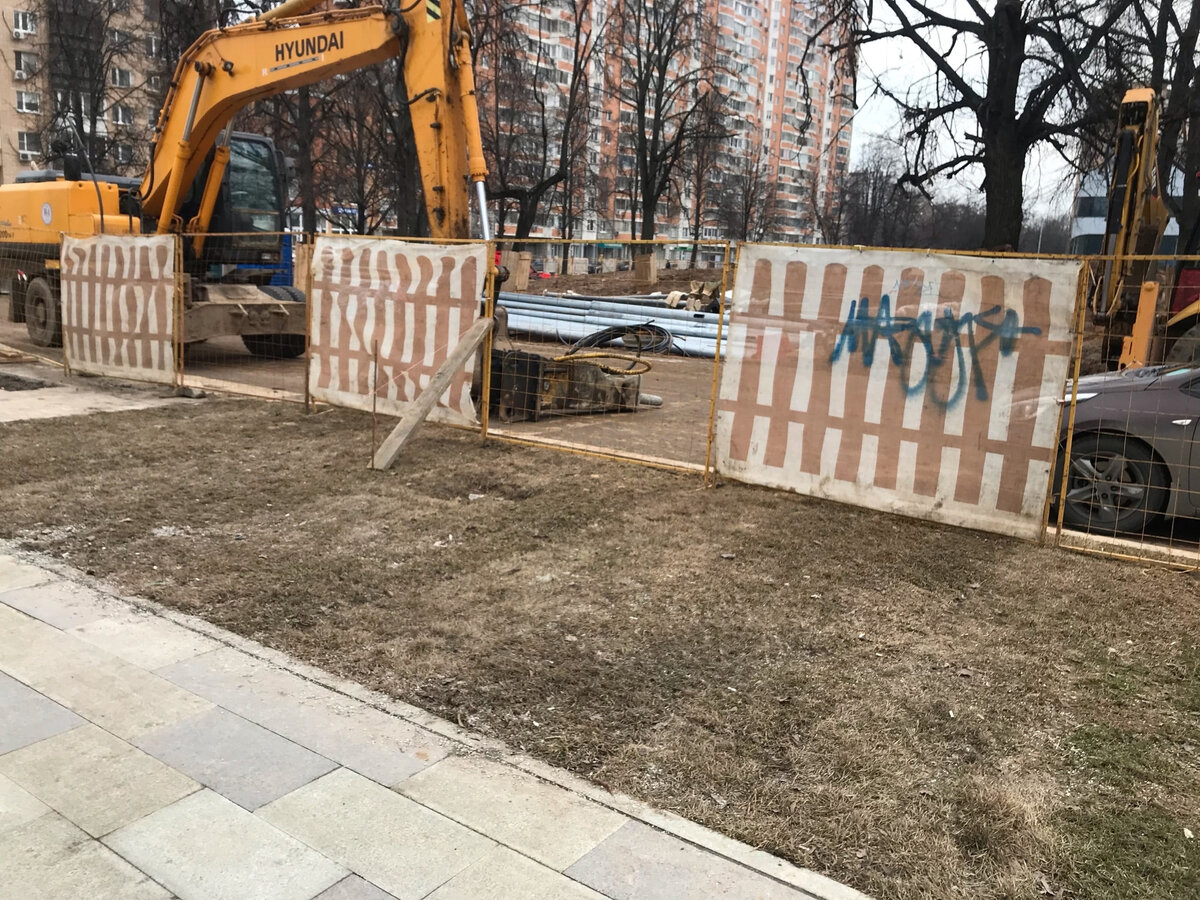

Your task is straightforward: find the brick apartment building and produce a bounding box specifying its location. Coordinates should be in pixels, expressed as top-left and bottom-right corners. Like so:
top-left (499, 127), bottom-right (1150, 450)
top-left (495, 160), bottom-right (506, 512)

top-left (0, 0), bottom-right (161, 185)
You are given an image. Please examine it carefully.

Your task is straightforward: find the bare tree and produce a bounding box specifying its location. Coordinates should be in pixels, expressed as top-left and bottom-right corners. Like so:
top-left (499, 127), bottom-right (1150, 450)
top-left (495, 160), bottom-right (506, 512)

top-left (28, 0), bottom-right (157, 174)
top-left (682, 89), bottom-right (735, 265)
top-left (714, 145), bottom-right (777, 244)
top-left (368, 61), bottom-right (426, 237)
top-left (837, 140), bottom-right (927, 247)
top-left (608, 0), bottom-right (718, 240)
top-left (312, 74), bottom-right (396, 234)
top-left (1123, 0), bottom-right (1200, 251)
top-left (474, 0), bottom-right (602, 241)
top-left (834, 0), bottom-right (1136, 249)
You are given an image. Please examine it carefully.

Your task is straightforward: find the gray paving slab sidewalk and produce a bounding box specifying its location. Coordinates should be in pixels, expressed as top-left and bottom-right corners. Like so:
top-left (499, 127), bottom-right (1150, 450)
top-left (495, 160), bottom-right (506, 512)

top-left (0, 548), bottom-right (871, 900)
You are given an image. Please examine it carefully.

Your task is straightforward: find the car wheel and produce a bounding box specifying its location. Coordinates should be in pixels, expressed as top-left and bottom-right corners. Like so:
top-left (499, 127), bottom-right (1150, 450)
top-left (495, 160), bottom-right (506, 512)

top-left (1059, 433), bottom-right (1168, 533)
top-left (25, 277), bottom-right (61, 347)
top-left (1165, 323), bottom-right (1200, 365)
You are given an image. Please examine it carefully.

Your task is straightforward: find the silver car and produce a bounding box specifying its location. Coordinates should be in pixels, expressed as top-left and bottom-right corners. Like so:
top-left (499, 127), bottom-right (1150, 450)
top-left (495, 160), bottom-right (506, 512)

top-left (1056, 365), bottom-right (1200, 533)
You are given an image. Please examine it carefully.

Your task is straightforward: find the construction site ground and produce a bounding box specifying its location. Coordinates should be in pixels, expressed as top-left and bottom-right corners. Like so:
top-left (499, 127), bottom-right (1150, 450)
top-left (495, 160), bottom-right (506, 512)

top-left (2, 375), bottom-right (1198, 899)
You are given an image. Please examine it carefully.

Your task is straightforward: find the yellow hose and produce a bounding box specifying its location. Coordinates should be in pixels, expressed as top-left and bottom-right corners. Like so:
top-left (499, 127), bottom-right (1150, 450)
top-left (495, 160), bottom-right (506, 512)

top-left (553, 351), bottom-right (651, 376)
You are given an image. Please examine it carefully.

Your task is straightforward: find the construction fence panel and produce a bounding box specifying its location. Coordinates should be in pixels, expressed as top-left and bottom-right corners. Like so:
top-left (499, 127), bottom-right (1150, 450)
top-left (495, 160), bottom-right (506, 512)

top-left (485, 237), bottom-right (731, 472)
top-left (308, 236), bottom-right (487, 426)
top-left (59, 234), bottom-right (177, 385)
top-left (714, 244), bottom-right (1081, 539)
top-left (1051, 252), bottom-right (1200, 567)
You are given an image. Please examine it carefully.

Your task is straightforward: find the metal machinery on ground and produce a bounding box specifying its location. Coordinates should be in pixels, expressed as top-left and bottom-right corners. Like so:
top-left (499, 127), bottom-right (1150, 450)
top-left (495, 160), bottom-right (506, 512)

top-left (0, 0), bottom-right (490, 352)
top-left (1092, 88), bottom-right (1200, 369)
top-left (487, 349), bottom-right (647, 423)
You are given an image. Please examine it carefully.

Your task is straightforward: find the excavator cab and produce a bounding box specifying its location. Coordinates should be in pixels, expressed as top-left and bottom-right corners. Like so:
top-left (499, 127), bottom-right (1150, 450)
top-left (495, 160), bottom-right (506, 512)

top-left (172, 133), bottom-right (290, 283)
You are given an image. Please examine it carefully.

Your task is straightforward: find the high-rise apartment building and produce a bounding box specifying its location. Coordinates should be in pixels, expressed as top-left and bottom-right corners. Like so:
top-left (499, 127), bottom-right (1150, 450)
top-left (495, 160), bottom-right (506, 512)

top-left (716, 0), bottom-right (854, 239)
top-left (474, 0), bottom-right (855, 260)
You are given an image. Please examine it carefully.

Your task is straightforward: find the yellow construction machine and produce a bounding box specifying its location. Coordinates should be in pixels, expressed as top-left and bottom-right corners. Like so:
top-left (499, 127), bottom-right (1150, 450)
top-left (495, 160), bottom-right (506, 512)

top-left (0, 0), bottom-right (491, 351)
top-left (1092, 87), bottom-right (1200, 368)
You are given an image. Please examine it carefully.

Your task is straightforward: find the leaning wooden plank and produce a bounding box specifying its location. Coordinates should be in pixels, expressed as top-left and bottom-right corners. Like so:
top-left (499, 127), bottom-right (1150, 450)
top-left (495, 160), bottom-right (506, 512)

top-left (372, 316), bottom-right (493, 471)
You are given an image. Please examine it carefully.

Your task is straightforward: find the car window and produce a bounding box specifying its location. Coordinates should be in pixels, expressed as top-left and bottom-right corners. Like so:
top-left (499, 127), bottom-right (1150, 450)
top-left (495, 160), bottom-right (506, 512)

top-left (1181, 378), bottom-right (1200, 399)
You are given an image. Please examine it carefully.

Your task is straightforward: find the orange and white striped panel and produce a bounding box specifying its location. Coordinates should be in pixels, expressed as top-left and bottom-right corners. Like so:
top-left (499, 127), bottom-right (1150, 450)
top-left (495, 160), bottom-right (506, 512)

top-left (715, 245), bottom-right (1082, 539)
top-left (60, 235), bottom-right (176, 385)
top-left (307, 237), bottom-right (486, 426)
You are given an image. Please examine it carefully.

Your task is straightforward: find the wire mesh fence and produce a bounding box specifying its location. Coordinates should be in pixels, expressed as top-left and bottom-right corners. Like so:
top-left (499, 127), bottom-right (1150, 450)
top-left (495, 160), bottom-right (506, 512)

top-left (1049, 252), bottom-right (1200, 568)
top-left (174, 231), bottom-right (309, 401)
top-left (0, 233), bottom-right (75, 361)
top-left (11, 224), bottom-right (1200, 571)
top-left (482, 237), bottom-right (731, 474)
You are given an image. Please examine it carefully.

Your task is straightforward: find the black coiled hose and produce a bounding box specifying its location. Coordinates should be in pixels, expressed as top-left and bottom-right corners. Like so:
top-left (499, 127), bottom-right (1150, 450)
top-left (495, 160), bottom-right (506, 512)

top-left (565, 322), bottom-right (674, 355)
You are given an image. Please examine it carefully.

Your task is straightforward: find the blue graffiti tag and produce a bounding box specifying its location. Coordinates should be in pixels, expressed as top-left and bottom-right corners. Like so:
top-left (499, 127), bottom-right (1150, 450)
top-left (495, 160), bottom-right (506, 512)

top-left (828, 295), bottom-right (1042, 408)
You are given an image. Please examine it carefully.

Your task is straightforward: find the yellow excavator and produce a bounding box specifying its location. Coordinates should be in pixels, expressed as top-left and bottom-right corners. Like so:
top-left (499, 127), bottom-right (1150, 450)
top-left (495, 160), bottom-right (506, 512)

top-left (1092, 87), bottom-right (1200, 368)
top-left (0, 0), bottom-right (491, 352)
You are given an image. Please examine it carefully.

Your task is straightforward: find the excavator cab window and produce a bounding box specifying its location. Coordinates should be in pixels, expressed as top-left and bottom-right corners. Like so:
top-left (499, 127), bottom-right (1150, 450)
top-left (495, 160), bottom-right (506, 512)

top-left (229, 138), bottom-right (282, 235)
top-left (178, 133), bottom-right (286, 279)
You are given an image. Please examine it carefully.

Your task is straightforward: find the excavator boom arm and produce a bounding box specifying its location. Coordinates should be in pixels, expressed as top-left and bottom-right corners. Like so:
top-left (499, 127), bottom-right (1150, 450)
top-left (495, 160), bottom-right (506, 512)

top-left (1097, 88), bottom-right (1170, 317)
top-left (140, 0), bottom-right (487, 240)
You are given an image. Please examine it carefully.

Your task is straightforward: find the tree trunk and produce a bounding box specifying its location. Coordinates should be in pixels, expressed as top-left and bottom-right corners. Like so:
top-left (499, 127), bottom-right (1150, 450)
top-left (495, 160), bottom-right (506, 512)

top-left (297, 86), bottom-right (317, 234)
top-left (688, 183), bottom-right (703, 268)
top-left (980, 134), bottom-right (1024, 250)
top-left (639, 192), bottom-right (656, 240)
top-left (514, 197), bottom-right (538, 241)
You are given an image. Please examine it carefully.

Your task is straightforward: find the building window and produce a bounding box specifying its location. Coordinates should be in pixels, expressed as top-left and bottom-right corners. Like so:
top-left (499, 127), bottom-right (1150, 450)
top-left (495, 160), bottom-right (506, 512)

top-left (107, 28), bottom-right (134, 51)
top-left (12, 10), bottom-right (35, 35)
top-left (110, 67), bottom-right (133, 88)
top-left (18, 132), bottom-right (41, 154)
top-left (16, 90), bottom-right (40, 113)
top-left (115, 144), bottom-right (133, 164)
top-left (55, 91), bottom-right (93, 118)
top-left (148, 74), bottom-right (163, 91)
top-left (14, 50), bottom-right (37, 78)
top-left (145, 35), bottom-right (161, 57)
top-left (111, 104), bottom-right (134, 125)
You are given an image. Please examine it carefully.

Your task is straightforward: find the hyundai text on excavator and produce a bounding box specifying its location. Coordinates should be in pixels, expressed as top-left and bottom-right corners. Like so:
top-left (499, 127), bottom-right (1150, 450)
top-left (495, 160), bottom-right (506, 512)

top-left (1092, 87), bottom-right (1200, 369)
top-left (0, 0), bottom-right (491, 352)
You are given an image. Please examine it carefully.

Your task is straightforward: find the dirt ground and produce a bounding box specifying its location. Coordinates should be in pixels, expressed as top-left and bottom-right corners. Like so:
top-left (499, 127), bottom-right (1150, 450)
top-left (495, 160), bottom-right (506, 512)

top-left (2, 396), bottom-right (1198, 899)
top-left (524, 265), bottom-right (728, 297)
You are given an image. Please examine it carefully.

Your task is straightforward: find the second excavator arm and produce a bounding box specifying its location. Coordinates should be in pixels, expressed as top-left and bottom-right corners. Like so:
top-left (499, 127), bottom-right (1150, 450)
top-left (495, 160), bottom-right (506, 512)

top-left (139, 0), bottom-right (490, 241)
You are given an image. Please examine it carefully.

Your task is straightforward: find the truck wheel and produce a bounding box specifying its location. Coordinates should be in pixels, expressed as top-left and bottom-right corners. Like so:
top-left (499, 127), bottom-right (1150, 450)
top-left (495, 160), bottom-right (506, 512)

top-left (242, 334), bottom-right (307, 359)
top-left (241, 285), bottom-right (306, 358)
top-left (25, 278), bottom-right (61, 347)
top-left (1165, 323), bottom-right (1200, 365)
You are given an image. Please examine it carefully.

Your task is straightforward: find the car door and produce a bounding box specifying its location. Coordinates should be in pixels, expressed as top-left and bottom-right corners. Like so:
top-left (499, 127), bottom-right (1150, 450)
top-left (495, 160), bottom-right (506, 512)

top-left (1174, 376), bottom-right (1200, 512)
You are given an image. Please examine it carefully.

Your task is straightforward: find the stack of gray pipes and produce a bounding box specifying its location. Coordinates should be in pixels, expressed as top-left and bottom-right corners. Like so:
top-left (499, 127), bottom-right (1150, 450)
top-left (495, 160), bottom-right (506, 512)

top-left (496, 290), bottom-right (730, 358)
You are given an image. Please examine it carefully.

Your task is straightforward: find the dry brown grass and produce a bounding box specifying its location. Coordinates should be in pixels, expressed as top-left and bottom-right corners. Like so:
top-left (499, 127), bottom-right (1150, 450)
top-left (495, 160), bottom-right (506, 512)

top-left (2, 399), bottom-right (1198, 899)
